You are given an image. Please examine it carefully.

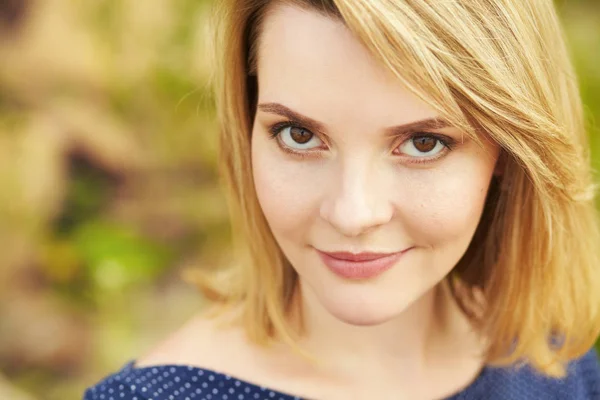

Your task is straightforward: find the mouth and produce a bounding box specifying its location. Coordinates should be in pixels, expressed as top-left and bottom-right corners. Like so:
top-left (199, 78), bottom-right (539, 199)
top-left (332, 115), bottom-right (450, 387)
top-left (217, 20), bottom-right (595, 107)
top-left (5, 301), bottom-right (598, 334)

top-left (315, 248), bottom-right (413, 280)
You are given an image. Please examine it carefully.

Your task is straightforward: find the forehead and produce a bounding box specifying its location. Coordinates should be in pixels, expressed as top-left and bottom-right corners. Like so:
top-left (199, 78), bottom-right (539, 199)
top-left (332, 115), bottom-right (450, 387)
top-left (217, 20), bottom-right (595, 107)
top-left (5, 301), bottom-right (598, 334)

top-left (256, 4), bottom-right (438, 127)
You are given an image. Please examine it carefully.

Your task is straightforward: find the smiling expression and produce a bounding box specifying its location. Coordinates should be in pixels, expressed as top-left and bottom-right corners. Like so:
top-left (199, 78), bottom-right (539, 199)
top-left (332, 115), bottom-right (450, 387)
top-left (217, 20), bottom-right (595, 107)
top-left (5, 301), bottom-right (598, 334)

top-left (251, 4), bottom-right (500, 325)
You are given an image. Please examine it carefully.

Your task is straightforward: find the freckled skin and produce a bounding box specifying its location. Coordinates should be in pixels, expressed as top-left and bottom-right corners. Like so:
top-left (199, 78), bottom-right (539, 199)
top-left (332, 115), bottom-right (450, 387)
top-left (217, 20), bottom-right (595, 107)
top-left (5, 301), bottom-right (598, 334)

top-left (251, 5), bottom-right (499, 326)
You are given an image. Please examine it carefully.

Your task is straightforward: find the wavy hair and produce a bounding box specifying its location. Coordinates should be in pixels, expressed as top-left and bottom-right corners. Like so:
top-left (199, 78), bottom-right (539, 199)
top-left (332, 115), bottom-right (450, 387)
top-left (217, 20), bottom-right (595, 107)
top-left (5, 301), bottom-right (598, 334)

top-left (184, 0), bottom-right (600, 378)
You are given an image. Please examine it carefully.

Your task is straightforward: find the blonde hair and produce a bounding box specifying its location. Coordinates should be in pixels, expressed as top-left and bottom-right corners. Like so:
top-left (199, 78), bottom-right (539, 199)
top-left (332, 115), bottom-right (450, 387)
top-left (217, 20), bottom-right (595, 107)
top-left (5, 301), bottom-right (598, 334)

top-left (185, 0), bottom-right (600, 378)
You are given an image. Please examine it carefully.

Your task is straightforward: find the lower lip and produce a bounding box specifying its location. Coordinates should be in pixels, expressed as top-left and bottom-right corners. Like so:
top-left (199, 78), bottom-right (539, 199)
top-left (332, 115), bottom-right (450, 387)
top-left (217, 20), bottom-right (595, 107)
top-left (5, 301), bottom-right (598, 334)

top-left (317, 249), bottom-right (411, 280)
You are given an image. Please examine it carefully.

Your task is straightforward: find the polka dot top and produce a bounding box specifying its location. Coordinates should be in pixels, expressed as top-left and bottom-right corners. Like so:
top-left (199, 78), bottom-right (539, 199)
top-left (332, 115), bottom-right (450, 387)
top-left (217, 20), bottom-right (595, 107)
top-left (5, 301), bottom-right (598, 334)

top-left (83, 348), bottom-right (600, 399)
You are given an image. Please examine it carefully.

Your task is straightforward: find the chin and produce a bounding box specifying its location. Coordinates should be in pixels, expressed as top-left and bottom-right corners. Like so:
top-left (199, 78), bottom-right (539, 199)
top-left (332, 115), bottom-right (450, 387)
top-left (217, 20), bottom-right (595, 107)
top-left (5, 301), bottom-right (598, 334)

top-left (321, 292), bottom-right (410, 327)
top-left (333, 311), bottom-right (396, 327)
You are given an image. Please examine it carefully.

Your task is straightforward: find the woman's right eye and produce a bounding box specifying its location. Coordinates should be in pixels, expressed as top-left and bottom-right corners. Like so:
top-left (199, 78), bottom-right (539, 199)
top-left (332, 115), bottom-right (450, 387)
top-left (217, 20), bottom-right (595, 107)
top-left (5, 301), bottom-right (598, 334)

top-left (273, 125), bottom-right (324, 150)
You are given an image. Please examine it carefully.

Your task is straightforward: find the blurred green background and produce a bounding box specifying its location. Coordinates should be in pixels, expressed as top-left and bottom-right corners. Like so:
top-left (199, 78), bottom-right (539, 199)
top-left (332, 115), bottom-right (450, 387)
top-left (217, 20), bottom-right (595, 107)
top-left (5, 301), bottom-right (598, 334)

top-left (0, 1), bottom-right (598, 399)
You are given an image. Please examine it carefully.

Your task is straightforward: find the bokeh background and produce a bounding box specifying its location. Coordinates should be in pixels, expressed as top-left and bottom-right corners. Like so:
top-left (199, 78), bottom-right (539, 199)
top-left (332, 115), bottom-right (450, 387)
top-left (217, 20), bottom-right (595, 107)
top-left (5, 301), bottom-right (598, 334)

top-left (0, 1), bottom-right (598, 399)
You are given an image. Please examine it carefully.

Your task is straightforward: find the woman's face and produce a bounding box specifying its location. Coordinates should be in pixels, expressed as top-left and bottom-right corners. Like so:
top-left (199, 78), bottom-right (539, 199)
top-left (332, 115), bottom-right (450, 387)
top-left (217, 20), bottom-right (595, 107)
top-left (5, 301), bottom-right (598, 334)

top-left (251, 5), bottom-right (500, 326)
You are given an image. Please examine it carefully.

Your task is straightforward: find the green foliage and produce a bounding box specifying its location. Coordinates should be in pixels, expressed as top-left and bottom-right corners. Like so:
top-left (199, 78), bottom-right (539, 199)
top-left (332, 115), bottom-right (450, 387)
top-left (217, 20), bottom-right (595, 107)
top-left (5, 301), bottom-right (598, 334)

top-left (73, 220), bottom-right (174, 291)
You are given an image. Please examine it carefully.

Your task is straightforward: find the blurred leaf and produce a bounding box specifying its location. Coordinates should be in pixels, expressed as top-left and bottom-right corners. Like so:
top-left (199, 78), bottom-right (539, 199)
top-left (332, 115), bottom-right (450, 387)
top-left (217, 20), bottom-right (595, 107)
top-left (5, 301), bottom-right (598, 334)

top-left (39, 239), bottom-right (81, 284)
top-left (72, 220), bottom-right (174, 291)
top-left (54, 154), bottom-right (116, 235)
top-left (153, 66), bottom-right (199, 102)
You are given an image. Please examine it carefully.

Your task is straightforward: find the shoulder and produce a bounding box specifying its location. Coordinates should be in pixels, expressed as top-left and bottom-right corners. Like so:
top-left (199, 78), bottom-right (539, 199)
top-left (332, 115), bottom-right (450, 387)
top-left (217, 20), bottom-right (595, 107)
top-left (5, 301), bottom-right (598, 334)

top-left (467, 348), bottom-right (600, 400)
top-left (132, 310), bottom-right (232, 368)
top-left (570, 348), bottom-right (600, 398)
top-left (130, 307), bottom-right (271, 377)
top-left (82, 309), bottom-right (301, 400)
top-left (82, 361), bottom-right (137, 400)
top-left (82, 362), bottom-right (300, 400)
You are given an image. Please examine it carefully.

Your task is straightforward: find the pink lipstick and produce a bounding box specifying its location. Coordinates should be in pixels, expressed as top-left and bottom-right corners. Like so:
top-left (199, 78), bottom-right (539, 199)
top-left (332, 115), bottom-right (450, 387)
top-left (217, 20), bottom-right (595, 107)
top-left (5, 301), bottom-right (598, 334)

top-left (316, 249), bottom-right (411, 280)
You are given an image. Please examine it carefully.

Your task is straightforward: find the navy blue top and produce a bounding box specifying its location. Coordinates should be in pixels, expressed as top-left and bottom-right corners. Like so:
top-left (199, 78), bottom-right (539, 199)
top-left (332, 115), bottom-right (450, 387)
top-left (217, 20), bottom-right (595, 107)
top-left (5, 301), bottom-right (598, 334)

top-left (83, 348), bottom-right (600, 399)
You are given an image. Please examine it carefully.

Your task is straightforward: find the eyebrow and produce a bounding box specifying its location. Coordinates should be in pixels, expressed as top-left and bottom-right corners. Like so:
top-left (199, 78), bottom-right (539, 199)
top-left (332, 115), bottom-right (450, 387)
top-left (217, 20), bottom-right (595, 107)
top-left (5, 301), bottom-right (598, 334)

top-left (256, 102), bottom-right (451, 136)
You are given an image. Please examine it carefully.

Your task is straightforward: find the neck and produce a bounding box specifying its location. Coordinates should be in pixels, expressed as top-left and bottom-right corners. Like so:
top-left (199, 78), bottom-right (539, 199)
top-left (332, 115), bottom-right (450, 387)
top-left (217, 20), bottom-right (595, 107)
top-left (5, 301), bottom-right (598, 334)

top-left (289, 279), bottom-right (468, 381)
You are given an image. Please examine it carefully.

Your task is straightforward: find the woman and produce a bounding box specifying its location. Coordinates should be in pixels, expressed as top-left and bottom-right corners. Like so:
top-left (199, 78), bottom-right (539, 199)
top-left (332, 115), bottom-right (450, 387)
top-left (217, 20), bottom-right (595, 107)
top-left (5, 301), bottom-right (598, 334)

top-left (84, 0), bottom-right (600, 399)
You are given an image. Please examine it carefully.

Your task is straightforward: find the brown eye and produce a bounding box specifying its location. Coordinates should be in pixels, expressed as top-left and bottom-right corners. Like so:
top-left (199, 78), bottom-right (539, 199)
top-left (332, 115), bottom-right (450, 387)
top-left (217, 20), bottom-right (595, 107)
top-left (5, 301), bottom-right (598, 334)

top-left (395, 134), bottom-right (448, 159)
top-left (290, 126), bottom-right (313, 144)
top-left (412, 136), bottom-right (437, 153)
top-left (277, 125), bottom-right (324, 150)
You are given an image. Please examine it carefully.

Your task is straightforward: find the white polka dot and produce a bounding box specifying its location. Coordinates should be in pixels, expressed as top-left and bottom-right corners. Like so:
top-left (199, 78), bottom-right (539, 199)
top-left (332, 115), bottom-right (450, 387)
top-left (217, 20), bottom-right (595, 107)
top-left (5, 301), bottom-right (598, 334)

top-left (84, 361), bottom-right (318, 400)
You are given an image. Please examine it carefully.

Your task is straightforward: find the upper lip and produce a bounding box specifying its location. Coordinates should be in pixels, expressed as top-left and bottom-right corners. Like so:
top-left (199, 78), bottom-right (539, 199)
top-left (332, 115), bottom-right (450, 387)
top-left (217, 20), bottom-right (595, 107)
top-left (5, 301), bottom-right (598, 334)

top-left (317, 250), bottom-right (406, 262)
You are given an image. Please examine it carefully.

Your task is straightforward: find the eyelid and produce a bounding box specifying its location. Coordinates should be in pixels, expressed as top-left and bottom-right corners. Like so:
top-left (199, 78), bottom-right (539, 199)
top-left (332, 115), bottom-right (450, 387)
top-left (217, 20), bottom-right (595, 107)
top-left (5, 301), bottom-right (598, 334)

top-left (266, 120), bottom-right (457, 163)
top-left (394, 131), bottom-right (454, 144)
top-left (392, 132), bottom-right (456, 152)
top-left (266, 120), bottom-right (329, 160)
top-left (391, 132), bottom-right (456, 164)
top-left (268, 120), bottom-right (330, 147)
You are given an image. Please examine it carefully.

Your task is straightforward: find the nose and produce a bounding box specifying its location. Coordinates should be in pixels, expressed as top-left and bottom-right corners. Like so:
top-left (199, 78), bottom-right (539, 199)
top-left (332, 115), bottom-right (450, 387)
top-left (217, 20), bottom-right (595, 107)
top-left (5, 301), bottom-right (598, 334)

top-left (319, 159), bottom-right (394, 237)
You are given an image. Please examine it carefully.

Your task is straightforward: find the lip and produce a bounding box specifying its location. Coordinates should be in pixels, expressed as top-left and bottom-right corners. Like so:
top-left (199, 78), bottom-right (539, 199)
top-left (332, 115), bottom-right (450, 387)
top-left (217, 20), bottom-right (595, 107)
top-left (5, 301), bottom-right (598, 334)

top-left (316, 248), bottom-right (412, 280)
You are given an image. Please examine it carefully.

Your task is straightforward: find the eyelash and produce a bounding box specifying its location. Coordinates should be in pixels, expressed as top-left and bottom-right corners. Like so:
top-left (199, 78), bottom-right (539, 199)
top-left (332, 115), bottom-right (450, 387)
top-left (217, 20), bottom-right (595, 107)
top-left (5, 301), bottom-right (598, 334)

top-left (267, 120), bottom-right (457, 164)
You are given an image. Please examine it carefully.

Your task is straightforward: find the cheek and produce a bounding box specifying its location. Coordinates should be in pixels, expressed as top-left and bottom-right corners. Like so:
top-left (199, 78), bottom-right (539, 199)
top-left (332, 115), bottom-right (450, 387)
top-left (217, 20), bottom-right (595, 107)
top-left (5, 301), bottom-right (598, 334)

top-left (251, 133), bottom-right (323, 235)
top-left (398, 155), bottom-right (496, 246)
top-left (253, 130), bottom-right (498, 251)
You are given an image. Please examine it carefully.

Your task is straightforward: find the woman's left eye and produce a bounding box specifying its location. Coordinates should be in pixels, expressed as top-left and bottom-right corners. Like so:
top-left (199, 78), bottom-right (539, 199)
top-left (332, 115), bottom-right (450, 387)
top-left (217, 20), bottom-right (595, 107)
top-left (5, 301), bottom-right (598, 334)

top-left (394, 134), bottom-right (450, 158)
